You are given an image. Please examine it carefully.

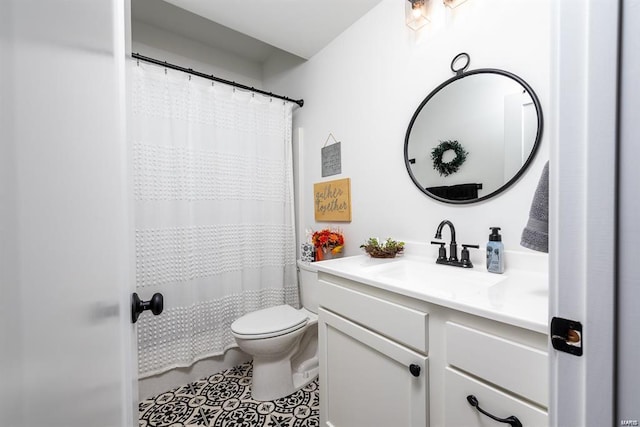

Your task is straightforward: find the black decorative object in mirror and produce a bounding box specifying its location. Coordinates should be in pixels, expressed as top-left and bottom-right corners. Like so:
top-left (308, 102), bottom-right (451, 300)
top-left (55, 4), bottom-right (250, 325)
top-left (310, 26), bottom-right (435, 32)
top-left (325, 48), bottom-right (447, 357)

top-left (404, 53), bottom-right (543, 204)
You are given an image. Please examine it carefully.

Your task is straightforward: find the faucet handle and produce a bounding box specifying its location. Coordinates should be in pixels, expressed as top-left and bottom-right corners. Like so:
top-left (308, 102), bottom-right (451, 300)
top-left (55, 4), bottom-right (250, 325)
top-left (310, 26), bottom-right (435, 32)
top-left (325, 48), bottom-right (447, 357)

top-left (430, 241), bottom-right (447, 261)
top-left (461, 244), bottom-right (480, 267)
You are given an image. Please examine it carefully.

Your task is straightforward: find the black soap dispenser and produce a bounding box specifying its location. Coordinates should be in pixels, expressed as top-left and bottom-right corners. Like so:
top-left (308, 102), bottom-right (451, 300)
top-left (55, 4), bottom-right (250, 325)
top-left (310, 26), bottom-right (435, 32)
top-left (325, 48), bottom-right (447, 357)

top-left (486, 227), bottom-right (504, 274)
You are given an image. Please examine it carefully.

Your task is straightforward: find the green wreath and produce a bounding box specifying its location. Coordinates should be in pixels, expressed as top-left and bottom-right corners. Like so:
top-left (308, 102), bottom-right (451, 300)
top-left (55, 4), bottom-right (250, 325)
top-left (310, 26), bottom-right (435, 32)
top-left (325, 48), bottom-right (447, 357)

top-left (431, 140), bottom-right (468, 177)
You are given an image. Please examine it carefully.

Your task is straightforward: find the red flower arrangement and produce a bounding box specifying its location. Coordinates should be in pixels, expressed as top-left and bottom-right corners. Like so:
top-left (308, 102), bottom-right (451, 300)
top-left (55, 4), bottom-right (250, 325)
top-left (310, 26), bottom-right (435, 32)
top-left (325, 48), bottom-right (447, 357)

top-left (311, 228), bottom-right (344, 261)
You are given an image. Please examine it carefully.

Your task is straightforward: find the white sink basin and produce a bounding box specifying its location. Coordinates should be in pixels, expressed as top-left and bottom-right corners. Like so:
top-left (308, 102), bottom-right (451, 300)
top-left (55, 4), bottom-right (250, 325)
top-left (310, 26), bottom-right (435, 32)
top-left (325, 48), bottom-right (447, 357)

top-left (314, 252), bottom-right (548, 334)
top-left (366, 258), bottom-right (506, 299)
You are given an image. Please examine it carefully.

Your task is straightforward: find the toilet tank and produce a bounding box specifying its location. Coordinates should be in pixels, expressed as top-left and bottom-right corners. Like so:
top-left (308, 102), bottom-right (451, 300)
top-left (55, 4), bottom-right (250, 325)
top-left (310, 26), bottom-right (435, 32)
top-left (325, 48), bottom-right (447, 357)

top-left (297, 260), bottom-right (319, 314)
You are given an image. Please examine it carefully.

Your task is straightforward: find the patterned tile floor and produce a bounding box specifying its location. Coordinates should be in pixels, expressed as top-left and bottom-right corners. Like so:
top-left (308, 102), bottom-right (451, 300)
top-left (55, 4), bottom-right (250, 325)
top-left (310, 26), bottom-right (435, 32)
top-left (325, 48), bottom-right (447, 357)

top-left (139, 362), bottom-right (319, 427)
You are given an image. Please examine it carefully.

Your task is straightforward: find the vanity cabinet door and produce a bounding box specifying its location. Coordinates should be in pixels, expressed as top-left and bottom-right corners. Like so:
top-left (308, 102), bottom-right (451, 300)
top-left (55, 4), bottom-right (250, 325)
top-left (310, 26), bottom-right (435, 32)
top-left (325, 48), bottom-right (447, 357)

top-left (319, 308), bottom-right (428, 427)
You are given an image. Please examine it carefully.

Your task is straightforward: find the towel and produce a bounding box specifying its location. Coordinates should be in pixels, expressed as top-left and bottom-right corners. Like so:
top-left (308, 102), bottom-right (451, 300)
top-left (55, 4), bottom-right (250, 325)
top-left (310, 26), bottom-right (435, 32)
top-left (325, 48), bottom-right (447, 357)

top-left (521, 161), bottom-right (549, 253)
top-left (427, 183), bottom-right (482, 201)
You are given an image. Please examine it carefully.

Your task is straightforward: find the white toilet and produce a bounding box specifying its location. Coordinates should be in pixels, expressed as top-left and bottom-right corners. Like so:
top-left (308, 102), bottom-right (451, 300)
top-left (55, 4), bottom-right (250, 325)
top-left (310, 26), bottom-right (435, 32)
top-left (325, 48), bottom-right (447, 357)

top-left (231, 260), bottom-right (319, 401)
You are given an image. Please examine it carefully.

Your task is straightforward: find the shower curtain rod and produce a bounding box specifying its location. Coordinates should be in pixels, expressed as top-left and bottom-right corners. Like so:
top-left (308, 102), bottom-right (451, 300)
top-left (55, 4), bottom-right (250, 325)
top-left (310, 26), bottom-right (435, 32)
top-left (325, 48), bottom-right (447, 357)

top-left (132, 53), bottom-right (304, 108)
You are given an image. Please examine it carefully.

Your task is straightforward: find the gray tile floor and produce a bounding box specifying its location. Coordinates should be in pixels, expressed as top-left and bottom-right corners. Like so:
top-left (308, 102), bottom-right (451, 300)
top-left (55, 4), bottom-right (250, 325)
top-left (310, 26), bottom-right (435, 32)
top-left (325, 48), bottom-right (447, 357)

top-left (139, 362), bottom-right (319, 427)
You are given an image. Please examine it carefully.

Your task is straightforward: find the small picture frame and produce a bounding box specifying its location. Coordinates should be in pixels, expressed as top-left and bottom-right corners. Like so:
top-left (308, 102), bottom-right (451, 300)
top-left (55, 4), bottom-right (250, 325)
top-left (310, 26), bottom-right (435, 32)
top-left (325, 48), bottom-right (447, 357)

top-left (301, 243), bottom-right (315, 263)
top-left (321, 142), bottom-right (341, 177)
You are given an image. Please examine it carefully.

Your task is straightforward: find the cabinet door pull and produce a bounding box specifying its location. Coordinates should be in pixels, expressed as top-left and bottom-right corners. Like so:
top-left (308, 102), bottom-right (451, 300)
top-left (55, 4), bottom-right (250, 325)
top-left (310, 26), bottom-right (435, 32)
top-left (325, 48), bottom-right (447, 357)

top-left (409, 364), bottom-right (421, 377)
top-left (466, 395), bottom-right (522, 427)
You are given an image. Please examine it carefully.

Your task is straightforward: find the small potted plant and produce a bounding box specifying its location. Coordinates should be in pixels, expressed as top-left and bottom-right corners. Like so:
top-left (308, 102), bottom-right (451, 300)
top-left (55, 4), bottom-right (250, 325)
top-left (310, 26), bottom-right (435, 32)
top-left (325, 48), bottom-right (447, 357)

top-left (360, 237), bottom-right (405, 258)
top-left (312, 228), bottom-right (345, 261)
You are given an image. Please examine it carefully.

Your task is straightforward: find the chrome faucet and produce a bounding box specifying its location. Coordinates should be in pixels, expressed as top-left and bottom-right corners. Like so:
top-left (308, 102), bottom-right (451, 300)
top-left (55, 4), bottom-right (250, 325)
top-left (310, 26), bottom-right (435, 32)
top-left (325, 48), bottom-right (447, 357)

top-left (431, 220), bottom-right (479, 268)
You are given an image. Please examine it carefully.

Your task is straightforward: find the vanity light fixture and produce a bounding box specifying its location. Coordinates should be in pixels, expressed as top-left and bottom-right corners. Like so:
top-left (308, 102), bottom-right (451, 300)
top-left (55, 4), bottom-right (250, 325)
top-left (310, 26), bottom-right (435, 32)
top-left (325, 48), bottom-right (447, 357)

top-left (406, 0), bottom-right (430, 30)
top-left (443, 0), bottom-right (469, 9)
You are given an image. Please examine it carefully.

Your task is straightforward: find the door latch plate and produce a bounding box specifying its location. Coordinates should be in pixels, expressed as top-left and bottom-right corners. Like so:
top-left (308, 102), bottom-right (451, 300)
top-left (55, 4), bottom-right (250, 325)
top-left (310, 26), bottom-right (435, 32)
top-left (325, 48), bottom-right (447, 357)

top-left (551, 317), bottom-right (583, 356)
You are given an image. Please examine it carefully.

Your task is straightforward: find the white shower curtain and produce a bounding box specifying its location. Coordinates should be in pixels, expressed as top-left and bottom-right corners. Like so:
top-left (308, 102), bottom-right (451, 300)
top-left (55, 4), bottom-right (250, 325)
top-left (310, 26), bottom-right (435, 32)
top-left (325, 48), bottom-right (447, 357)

top-left (132, 62), bottom-right (299, 377)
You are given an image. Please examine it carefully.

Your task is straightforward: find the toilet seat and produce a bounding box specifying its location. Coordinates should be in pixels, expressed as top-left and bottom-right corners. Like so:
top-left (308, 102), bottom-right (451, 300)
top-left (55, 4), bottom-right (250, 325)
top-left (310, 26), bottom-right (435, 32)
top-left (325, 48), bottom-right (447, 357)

top-left (231, 305), bottom-right (309, 339)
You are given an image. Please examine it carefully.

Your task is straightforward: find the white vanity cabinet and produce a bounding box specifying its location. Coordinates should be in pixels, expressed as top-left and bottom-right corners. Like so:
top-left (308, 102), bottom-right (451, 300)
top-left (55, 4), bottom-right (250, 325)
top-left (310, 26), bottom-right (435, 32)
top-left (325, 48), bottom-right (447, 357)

top-left (318, 279), bottom-right (430, 427)
top-left (317, 268), bottom-right (548, 427)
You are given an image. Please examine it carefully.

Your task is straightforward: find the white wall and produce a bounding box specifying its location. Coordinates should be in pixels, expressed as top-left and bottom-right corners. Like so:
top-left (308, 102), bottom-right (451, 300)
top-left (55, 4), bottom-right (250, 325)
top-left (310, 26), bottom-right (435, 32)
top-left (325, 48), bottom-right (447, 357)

top-left (265, 0), bottom-right (550, 261)
top-left (132, 20), bottom-right (264, 89)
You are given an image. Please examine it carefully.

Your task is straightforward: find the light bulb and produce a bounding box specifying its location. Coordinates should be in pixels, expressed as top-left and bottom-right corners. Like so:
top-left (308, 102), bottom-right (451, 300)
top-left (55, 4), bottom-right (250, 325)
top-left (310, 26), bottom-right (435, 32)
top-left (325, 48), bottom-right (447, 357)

top-left (406, 0), bottom-right (429, 31)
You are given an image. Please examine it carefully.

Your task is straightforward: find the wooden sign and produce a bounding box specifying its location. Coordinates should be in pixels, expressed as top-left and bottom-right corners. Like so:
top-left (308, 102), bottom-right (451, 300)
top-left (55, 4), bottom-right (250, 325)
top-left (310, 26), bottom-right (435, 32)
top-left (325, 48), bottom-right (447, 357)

top-left (314, 178), bottom-right (351, 222)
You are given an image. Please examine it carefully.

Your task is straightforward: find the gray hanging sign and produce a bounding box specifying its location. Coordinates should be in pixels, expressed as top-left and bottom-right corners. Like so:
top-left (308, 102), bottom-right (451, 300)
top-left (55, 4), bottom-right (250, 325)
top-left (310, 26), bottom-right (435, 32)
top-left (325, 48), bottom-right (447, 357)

top-left (321, 134), bottom-right (342, 177)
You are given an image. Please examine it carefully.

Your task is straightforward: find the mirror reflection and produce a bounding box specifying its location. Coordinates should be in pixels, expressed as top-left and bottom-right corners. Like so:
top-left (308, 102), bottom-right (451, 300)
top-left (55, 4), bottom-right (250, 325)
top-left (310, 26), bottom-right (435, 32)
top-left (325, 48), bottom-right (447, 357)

top-left (404, 69), bottom-right (543, 203)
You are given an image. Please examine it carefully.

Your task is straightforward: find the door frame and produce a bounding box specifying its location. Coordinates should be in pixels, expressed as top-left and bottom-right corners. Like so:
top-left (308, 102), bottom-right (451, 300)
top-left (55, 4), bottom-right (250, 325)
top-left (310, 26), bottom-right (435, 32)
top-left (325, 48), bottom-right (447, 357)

top-left (122, 0), bottom-right (139, 423)
top-left (549, 1), bottom-right (619, 426)
top-left (617, 0), bottom-right (640, 423)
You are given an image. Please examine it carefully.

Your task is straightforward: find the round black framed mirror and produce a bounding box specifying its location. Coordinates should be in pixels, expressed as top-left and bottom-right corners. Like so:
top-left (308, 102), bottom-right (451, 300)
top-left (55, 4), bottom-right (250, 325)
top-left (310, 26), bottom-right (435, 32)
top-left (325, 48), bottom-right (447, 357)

top-left (404, 53), bottom-right (543, 204)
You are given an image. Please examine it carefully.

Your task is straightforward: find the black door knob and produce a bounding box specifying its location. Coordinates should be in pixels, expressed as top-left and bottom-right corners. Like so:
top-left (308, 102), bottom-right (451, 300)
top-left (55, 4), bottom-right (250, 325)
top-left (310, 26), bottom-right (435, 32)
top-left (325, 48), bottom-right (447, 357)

top-left (409, 364), bottom-right (421, 377)
top-left (131, 292), bottom-right (164, 323)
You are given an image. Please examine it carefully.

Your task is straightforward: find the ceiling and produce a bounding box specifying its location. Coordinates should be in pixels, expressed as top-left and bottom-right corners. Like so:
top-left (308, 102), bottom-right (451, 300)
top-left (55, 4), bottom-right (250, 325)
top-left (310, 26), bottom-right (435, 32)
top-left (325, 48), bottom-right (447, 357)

top-left (133, 0), bottom-right (385, 61)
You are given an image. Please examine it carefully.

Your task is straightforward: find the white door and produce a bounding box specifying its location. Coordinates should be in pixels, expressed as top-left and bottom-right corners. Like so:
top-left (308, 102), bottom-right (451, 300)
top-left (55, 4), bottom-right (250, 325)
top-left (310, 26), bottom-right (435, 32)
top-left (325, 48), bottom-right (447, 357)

top-left (550, 1), bottom-right (619, 426)
top-left (0, 1), bottom-right (136, 426)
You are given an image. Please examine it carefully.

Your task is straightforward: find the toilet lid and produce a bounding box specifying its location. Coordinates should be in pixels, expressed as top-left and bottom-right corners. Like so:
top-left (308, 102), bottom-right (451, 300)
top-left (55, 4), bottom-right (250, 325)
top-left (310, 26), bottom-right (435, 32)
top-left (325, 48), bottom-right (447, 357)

top-left (231, 305), bottom-right (308, 338)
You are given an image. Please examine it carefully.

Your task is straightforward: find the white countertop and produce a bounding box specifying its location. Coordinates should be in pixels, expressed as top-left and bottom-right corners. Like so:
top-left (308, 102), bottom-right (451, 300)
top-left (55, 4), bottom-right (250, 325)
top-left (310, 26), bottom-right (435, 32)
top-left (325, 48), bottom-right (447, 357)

top-left (312, 250), bottom-right (549, 334)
